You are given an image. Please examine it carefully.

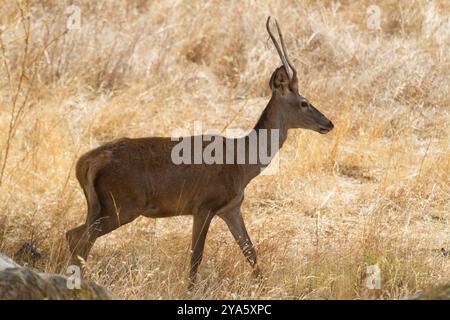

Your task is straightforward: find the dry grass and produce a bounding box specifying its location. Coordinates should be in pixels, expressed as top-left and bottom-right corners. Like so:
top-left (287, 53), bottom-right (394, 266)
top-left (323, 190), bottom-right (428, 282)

top-left (0, 0), bottom-right (449, 299)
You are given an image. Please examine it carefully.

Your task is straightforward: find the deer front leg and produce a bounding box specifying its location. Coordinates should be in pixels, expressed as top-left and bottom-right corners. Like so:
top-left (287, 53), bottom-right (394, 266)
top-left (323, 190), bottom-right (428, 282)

top-left (220, 208), bottom-right (261, 279)
top-left (188, 211), bottom-right (213, 290)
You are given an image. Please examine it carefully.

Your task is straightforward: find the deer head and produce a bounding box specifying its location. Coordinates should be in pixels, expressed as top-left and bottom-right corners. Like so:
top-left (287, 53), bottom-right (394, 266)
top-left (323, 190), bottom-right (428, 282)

top-left (266, 17), bottom-right (334, 134)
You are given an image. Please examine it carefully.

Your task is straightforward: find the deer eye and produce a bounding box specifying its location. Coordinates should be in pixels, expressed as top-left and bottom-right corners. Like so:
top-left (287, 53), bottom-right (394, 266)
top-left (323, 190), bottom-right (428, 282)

top-left (300, 101), bottom-right (309, 108)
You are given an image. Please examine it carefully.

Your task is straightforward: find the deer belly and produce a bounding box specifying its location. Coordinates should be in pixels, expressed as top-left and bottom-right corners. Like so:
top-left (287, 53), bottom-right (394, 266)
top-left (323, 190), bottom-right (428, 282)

top-left (140, 191), bottom-right (196, 218)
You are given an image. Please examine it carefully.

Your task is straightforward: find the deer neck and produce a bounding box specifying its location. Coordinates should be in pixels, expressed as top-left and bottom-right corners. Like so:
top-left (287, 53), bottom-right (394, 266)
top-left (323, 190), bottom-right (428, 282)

top-left (240, 95), bottom-right (289, 184)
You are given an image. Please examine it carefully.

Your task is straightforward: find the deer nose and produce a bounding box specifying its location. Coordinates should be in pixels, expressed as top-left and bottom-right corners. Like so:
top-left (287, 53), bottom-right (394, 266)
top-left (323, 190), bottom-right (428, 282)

top-left (328, 120), bottom-right (334, 130)
top-left (318, 120), bottom-right (334, 134)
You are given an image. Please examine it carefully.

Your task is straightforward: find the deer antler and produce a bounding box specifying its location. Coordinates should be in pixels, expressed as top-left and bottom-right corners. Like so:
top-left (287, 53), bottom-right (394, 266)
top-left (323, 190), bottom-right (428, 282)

top-left (274, 19), bottom-right (298, 89)
top-left (266, 16), bottom-right (291, 80)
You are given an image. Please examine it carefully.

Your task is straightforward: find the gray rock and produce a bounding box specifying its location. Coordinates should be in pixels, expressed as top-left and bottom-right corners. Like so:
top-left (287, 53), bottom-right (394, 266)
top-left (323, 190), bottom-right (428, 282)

top-left (0, 253), bottom-right (114, 300)
top-left (405, 283), bottom-right (450, 300)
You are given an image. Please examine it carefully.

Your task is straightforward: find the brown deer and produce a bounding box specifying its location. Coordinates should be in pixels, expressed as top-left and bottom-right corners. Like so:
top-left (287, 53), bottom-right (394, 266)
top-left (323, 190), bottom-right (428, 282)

top-left (66, 17), bottom-right (334, 289)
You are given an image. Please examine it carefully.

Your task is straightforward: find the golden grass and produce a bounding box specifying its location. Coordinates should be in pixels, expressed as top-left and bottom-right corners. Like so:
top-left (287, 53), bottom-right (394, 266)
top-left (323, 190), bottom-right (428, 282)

top-left (0, 0), bottom-right (449, 299)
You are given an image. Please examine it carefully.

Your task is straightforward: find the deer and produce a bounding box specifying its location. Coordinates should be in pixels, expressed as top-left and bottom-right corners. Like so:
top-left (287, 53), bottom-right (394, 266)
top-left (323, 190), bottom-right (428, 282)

top-left (66, 17), bottom-right (334, 289)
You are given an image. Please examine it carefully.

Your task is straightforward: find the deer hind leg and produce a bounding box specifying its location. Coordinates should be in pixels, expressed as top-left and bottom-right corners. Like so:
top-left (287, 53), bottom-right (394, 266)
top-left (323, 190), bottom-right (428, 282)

top-left (66, 224), bottom-right (90, 266)
top-left (67, 192), bottom-right (139, 266)
top-left (66, 216), bottom-right (111, 266)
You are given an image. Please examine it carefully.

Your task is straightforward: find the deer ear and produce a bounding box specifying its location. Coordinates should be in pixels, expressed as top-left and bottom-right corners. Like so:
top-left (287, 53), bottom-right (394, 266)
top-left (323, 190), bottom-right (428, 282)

top-left (269, 67), bottom-right (290, 94)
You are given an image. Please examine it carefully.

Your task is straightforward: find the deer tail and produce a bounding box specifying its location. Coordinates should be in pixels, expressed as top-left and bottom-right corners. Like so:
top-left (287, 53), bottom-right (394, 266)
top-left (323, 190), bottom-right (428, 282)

top-left (76, 151), bottom-right (111, 225)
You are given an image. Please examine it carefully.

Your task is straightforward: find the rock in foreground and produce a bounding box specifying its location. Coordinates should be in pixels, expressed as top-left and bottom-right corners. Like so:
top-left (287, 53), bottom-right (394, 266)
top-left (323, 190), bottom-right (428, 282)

top-left (0, 253), bottom-right (114, 300)
top-left (406, 283), bottom-right (450, 300)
